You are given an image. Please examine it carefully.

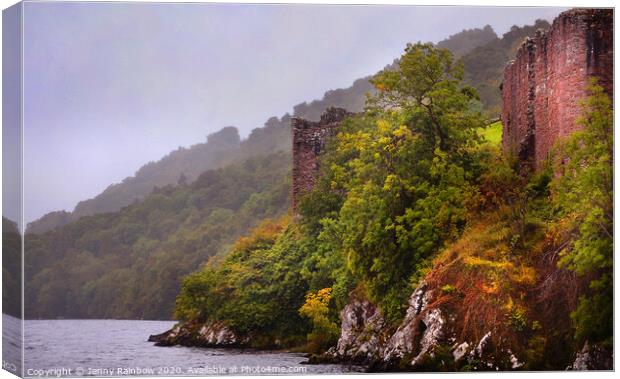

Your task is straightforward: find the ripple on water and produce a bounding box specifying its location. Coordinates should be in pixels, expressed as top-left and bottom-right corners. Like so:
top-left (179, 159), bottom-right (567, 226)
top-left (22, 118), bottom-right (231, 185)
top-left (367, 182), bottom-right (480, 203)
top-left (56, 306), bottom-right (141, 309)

top-left (22, 319), bottom-right (362, 376)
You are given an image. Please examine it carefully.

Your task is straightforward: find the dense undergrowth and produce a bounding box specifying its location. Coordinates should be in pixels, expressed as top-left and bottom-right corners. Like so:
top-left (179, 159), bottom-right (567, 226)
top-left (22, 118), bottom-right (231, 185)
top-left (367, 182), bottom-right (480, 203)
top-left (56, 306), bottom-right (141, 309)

top-left (173, 44), bottom-right (612, 367)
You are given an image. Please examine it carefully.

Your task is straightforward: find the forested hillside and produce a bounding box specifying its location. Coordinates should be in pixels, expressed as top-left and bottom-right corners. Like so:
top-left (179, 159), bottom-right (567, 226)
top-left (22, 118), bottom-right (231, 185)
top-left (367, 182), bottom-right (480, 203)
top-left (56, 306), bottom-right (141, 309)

top-left (24, 152), bottom-right (290, 319)
top-left (436, 25), bottom-right (497, 57)
top-left (2, 217), bottom-right (21, 318)
top-left (462, 19), bottom-right (550, 116)
top-left (28, 127), bottom-right (253, 233)
top-left (24, 19), bottom-right (552, 320)
top-left (172, 42), bottom-right (490, 343)
top-left (27, 22), bottom-right (530, 234)
top-left (168, 42), bottom-right (612, 370)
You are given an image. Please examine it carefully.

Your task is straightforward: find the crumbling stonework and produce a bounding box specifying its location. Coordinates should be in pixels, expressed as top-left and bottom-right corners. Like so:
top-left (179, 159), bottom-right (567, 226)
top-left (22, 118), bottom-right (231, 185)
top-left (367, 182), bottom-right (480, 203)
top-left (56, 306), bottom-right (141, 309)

top-left (502, 9), bottom-right (613, 170)
top-left (291, 107), bottom-right (353, 209)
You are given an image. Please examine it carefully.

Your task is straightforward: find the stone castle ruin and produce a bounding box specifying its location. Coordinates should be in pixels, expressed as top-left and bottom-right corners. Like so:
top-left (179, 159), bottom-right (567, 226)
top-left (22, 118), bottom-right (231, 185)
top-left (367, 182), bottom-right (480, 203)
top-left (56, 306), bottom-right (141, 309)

top-left (291, 107), bottom-right (353, 209)
top-left (501, 8), bottom-right (613, 170)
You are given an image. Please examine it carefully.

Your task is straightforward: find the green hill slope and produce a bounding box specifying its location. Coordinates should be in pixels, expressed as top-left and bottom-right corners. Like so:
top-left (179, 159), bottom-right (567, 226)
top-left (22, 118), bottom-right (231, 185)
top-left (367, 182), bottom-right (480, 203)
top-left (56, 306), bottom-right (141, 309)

top-left (25, 152), bottom-right (290, 319)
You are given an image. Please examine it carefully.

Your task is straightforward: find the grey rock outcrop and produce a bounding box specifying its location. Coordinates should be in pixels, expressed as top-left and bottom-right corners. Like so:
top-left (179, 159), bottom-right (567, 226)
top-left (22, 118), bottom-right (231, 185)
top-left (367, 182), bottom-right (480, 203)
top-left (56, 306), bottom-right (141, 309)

top-left (328, 281), bottom-right (453, 370)
top-left (383, 281), bottom-right (447, 368)
top-left (569, 341), bottom-right (613, 370)
top-left (469, 331), bottom-right (492, 360)
top-left (148, 320), bottom-right (248, 348)
top-left (327, 281), bottom-right (529, 371)
top-left (452, 342), bottom-right (470, 362)
top-left (330, 298), bottom-right (388, 364)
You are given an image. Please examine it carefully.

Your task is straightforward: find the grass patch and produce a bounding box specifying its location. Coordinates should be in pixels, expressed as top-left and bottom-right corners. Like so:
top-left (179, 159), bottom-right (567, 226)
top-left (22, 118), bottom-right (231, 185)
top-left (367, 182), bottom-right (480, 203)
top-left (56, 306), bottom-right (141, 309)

top-left (479, 121), bottom-right (502, 145)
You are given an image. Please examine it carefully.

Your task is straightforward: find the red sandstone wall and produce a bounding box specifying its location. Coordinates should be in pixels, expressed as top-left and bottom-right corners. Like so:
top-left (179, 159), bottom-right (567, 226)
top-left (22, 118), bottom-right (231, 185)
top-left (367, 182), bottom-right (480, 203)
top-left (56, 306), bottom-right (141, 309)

top-left (291, 108), bottom-right (352, 209)
top-left (502, 8), bottom-right (613, 170)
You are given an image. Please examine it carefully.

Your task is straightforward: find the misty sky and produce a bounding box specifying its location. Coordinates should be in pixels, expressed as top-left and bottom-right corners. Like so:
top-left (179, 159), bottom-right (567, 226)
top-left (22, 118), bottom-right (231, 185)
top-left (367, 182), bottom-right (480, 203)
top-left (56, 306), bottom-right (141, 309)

top-left (18, 2), bottom-right (565, 223)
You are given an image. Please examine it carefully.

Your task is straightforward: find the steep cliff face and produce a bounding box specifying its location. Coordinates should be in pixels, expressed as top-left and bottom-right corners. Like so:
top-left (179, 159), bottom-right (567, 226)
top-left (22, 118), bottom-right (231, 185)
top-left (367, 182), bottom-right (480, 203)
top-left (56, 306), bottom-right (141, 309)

top-left (502, 8), bottom-right (613, 170)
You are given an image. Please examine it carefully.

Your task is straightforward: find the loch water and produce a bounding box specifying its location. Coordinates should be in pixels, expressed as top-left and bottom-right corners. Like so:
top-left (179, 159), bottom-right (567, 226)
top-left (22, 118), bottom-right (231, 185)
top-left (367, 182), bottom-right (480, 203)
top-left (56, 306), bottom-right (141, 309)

top-left (3, 315), bottom-right (360, 377)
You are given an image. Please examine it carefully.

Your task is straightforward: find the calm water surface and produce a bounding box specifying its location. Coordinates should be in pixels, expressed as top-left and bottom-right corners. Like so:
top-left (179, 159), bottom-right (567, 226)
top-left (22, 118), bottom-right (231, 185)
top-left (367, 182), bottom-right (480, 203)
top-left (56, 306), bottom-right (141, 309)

top-left (13, 317), bottom-right (360, 377)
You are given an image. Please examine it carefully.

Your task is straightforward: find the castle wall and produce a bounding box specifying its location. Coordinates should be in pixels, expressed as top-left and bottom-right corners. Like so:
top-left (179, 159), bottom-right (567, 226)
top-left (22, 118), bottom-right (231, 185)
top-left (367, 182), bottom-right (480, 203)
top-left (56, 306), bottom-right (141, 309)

top-left (291, 108), bottom-right (352, 209)
top-left (502, 9), bottom-right (613, 170)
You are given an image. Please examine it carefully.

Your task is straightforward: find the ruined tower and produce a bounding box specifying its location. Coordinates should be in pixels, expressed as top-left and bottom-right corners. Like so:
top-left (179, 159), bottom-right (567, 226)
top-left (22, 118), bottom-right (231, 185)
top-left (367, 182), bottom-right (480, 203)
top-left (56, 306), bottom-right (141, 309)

top-left (501, 8), bottom-right (613, 170)
top-left (291, 107), bottom-right (353, 209)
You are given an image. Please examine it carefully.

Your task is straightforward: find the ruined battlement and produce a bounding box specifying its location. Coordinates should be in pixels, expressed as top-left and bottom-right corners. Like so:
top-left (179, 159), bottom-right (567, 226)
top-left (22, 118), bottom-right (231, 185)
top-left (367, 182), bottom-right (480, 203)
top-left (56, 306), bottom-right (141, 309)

top-left (501, 8), bottom-right (613, 170)
top-left (291, 107), bottom-right (353, 209)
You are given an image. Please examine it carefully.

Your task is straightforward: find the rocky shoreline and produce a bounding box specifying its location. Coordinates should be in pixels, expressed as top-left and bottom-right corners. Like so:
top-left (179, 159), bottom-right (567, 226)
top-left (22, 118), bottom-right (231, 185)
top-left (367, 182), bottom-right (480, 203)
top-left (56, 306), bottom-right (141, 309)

top-left (148, 320), bottom-right (248, 348)
top-left (314, 281), bottom-right (612, 371)
top-left (150, 280), bottom-right (612, 371)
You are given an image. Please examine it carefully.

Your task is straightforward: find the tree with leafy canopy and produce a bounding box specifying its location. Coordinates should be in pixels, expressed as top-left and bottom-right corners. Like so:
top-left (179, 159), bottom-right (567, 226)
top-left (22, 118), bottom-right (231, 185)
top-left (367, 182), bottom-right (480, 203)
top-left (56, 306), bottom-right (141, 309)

top-left (301, 43), bottom-right (485, 321)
